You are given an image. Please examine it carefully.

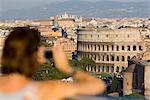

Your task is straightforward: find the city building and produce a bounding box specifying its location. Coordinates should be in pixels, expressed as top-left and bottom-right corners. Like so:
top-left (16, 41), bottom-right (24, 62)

top-left (77, 27), bottom-right (148, 74)
top-left (123, 58), bottom-right (150, 99)
top-left (57, 38), bottom-right (77, 60)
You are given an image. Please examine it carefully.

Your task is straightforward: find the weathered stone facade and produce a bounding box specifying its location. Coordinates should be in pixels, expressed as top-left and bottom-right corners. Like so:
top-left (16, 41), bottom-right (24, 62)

top-left (123, 58), bottom-right (150, 99)
top-left (144, 64), bottom-right (150, 99)
top-left (77, 28), bottom-right (147, 73)
top-left (123, 59), bottom-right (144, 95)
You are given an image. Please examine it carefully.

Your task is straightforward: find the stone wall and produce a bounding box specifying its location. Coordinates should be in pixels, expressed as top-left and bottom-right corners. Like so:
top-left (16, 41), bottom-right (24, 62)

top-left (145, 65), bottom-right (150, 99)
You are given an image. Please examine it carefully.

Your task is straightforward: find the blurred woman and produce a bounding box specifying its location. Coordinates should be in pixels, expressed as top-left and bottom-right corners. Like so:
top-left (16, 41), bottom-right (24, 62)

top-left (0, 27), bottom-right (105, 100)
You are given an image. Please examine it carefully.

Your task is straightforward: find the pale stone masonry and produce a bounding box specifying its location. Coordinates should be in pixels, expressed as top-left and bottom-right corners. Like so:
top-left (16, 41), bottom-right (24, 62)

top-left (123, 58), bottom-right (150, 99)
top-left (144, 65), bottom-right (150, 99)
top-left (77, 27), bottom-right (148, 73)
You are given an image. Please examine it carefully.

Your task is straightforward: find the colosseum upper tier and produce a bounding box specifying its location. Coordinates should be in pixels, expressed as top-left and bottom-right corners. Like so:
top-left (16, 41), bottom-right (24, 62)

top-left (77, 27), bottom-right (148, 74)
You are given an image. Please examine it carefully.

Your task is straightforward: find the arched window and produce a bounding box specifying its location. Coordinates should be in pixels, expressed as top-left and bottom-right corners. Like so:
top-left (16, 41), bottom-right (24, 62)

top-left (98, 45), bottom-right (100, 51)
top-left (103, 45), bottom-right (104, 51)
top-left (106, 66), bottom-right (109, 72)
top-left (98, 66), bottom-right (101, 72)
top-left (91, 45), bottom-right (93, 51)
top-left (132, 56), bottom-right (136, 59)
top-left (139, 46), bottom-right (142, 51)
top-left (107, 45), bottom-right (109, 51)
top-left (112, 45), bottom-right (114, 51)
top-left (122, 56), bottom-right (125, 61)
top-left (127, 45), bottom-right (130, 51)
top-left (133, 45), bottom-right (136, 51)
top-left (103, 55), bottom-right (105, 61)
top-left (107, 55), bottom-right (109, 61)
top-left (88, 45), bottom-right (90, 50)
top-left (127, 56), bottom-right (130, 60)
top-left (116, 56), bottom-right (119, 61)
top-left (94, 55), bottom-right (96, 60)
top-left (116, 45), bottom-right (119, 51)
top-left (122, 46), bottom-right (125, 50)
top-left (94, 67), bottom-right (96, 72)
top-left (122, 67), bottom-right (125, 72)
top-left (111, 55), bottom-right (114, 61)
top-left (116, 66), bottom-right (119, 72)
top-left (102, 66), bottom-right (105, 72)
top-left (111, 66), bottom-right (114, 73)
top-left (95, 45), bottom-right (96, 51)
top-left (98, 55), bottom-right (100, 61)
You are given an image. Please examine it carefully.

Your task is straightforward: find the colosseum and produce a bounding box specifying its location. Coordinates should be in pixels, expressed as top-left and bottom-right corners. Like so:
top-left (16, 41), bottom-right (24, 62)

top-left (77, 27), bottom-right (148, 74)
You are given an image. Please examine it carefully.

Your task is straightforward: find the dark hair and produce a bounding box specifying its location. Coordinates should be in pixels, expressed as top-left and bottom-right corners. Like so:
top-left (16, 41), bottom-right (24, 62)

top-left (1, 27), bottom-right (41, 78)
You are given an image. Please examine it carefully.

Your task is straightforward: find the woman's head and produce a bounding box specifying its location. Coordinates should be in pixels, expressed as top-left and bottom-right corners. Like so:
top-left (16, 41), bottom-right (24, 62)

top-left (1, 27), bottom-right (41, 78)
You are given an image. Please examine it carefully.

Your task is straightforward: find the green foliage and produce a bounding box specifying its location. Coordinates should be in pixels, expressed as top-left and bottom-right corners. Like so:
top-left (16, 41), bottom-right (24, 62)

top-left (80, 58), bottom-right (96, 70)
top-left (108, 75), bottom-right (118, 93)
top-left (33, 60), bottom-right (69, 81)
top-left (125, 93), bottom-right (145, 99)
top-left (33, 57), bottom-right (96, 80)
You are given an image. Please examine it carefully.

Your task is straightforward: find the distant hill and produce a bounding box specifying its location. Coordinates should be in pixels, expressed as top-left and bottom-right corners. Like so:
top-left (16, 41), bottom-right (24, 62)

top-left (0, 0), bottom-right (149, 20)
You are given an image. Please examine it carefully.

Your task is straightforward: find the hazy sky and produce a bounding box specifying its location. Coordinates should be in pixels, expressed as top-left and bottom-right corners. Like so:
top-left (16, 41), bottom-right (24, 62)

top-left (0, 0), bottom-right (149, 19)
top-left (0, 0), bottom-right (148, 10)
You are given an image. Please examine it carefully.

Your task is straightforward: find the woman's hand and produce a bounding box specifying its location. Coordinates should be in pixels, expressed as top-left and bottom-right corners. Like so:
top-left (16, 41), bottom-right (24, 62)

top-left (52, 45), bottom-right (73, 74)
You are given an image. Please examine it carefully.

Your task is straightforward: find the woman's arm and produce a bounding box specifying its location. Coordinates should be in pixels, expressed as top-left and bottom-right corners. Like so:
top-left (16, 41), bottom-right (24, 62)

top-left (52, 45), bottom-right (106, 95)
top-left (38, 45), bottom-right (106, 99)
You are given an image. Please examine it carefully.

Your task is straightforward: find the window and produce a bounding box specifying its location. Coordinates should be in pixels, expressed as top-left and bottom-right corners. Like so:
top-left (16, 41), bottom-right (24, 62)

top-left (122, 56), bottom-right (125, 61)
top-left (94, 45), bottom-right (96, 50)
top-left (127, 45), bottom-right (130, 51)
top-left (103, 45), bottom-right (104, 51)
top-left (127, 56), bottom-right (130, 60)
top-left (98, 55), bottom-right (100, 61)
top-left (106, 66), bottom-right (109, 72)
top-left (107, 55), bottom-right (109, 61)
top-left (116, 45), bottom-right (119, 51)
top-left (102, 66), bottom-right (105, 72)
top-left (111, 66), bottom-right (114, 73)
top-left (122, 46), bottom-right (124, 50)
top-left (122, 67), bottom-right (125, 72)
top-left (98, 66), bottom-right (101, 72)
top-left (112, 45), bottom-right (114, 51)
top-left (111, 55), bottom-right (114, 61)
top-left (103, 55), bottom-right (105, 61)
top-left (116, 66), bottom-right (119, 72)
top-left (98, 45), bottom-right (100, 50)
top-left (88, 45), bottom-right (90, 50)
top-left (94, 55), bottom-right (96, 60)
top-left (94, 67), bottom-right (96, 72)
top-left (91, 45), bottom-right (93, 51)
top-left (139, 46), bottom-right (142, 51)
top-left (107, 45), bottom-right (109, 51)
top-left (116, 56), bottom-right (119, 61)
top-left (133, 45), bottom-right (136, 51)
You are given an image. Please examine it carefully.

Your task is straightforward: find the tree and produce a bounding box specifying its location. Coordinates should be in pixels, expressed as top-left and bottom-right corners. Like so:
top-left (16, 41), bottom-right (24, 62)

top-left (80, 57), bottom-right (96, 71)
top-left (32, 60), bottom-right (69, 81)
